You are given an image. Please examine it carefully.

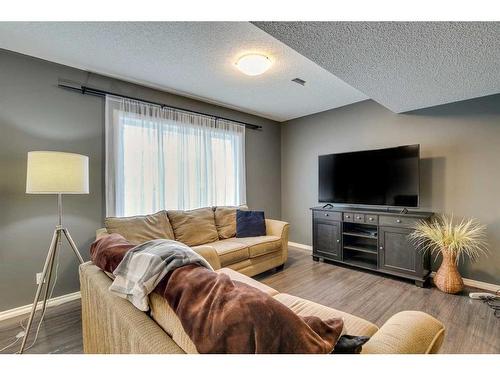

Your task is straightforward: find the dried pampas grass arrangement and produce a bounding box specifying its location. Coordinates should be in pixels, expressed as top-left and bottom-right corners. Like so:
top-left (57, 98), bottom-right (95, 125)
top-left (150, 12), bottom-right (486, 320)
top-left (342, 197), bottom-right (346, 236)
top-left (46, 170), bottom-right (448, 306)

top-left (409, 214), bottom-right (488, 294)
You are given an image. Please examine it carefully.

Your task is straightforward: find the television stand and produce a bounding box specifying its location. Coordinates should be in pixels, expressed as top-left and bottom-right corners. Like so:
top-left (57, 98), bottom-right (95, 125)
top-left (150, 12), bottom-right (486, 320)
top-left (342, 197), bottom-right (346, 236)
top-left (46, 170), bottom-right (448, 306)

top-left (311, 206), bottom-right (433, 286)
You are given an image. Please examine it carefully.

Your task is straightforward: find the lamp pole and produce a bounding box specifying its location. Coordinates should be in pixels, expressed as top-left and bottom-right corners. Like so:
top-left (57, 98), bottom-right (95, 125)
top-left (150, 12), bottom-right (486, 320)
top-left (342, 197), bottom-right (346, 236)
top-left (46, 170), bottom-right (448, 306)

top-left (21, 151), bottom-right (88, 353)
top-left (19, 194), bottom-right (85, 353)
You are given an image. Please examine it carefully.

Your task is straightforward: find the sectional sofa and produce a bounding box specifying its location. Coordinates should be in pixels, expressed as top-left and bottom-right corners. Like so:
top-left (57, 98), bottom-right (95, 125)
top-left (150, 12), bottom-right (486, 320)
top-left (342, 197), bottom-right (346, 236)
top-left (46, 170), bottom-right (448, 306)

top-left (80, 259), bottom-right (445, 354)
top-left (83, 205), bottom-right (445, 354)
top-left (97, 206), bottom-right (289, 276)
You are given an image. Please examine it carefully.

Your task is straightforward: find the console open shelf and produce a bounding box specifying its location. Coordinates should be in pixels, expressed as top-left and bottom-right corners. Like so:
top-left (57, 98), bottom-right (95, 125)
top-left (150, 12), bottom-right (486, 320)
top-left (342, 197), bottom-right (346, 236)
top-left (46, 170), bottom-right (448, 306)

top-left (343, 244), bottom-right (377, 254)
top-left (342, 221), bottom-right (379, 269)
top-left (343, 231), bottom-right (378, 239)
top-left (342, 252), bottom-right (378, 270)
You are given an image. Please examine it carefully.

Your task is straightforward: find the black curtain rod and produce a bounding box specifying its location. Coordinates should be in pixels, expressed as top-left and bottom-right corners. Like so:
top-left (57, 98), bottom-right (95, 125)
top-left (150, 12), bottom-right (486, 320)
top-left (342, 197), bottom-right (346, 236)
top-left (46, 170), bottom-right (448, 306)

top-left (58, 83), bottom-right (263, 130)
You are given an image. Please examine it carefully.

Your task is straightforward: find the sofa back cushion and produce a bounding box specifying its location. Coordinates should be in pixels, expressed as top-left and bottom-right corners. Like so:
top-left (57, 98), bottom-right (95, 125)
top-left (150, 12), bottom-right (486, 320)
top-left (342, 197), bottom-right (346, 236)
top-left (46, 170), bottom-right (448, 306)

top-left (168, 207), bottom-right (219, 246)
top-left (214, 206), bottom-right (237, 239)
top-left (104, 210), bottom-right (175, 245)
top-left (214, 205), bottom-right (248, 239)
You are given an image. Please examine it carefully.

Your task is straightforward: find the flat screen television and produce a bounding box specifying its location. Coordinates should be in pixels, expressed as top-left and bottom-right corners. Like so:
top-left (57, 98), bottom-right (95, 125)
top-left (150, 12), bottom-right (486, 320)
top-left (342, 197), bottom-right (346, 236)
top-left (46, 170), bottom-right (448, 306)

top-left (318, 144), bottom-right (420, 207)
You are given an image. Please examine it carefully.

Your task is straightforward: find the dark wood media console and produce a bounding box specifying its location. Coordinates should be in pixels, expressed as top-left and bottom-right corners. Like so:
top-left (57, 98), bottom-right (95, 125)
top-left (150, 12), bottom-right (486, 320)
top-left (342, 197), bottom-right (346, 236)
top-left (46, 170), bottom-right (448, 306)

top-left (311, 206), bottom-right (433, 287)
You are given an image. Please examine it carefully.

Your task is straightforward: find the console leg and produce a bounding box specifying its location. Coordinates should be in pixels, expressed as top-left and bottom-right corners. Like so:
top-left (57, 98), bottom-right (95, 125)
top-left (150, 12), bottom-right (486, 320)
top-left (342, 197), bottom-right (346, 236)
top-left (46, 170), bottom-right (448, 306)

top-left (312, 256), bottom-right (319, 262)
top-left (275, 264), bottom-right (284, 272)
top-left (415, 280), bottom-right (425, 288)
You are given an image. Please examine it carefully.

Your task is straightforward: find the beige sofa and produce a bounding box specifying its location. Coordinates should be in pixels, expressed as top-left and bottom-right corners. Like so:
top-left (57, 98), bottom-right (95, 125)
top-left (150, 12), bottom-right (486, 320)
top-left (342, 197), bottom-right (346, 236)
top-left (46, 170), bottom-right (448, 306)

top-left (80, 256), bottom-right (445, 354)
top-left (98, 206), bottom-right (289, 277)
top-left (84, 206), bottom-right (445, 354)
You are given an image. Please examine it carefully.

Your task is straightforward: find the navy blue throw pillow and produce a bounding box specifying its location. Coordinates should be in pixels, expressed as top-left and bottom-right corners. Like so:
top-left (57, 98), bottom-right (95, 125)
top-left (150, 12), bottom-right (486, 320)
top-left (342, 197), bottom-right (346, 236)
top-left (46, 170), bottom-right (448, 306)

top-left (236, 210), bottom-right (266, 238)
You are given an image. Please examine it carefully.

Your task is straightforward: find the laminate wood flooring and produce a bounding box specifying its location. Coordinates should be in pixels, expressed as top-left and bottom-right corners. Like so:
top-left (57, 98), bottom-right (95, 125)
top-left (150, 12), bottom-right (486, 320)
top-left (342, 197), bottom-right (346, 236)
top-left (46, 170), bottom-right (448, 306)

top-left (1, 247), bottom-right (498, 354)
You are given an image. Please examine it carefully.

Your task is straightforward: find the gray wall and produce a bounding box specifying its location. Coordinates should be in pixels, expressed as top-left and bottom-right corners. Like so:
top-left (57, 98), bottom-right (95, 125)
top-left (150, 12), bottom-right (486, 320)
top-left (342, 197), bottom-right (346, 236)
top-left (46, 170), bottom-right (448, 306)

top-left (281, 97), bottom-right (500, 285)
top-left (0, 49), bottom-right (281, 311)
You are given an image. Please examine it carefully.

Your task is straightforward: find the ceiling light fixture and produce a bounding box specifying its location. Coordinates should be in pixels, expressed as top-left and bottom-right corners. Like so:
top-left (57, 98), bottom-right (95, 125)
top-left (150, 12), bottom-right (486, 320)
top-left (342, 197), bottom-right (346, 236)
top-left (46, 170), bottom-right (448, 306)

top-left (235, 54), bottom-right (272, 76)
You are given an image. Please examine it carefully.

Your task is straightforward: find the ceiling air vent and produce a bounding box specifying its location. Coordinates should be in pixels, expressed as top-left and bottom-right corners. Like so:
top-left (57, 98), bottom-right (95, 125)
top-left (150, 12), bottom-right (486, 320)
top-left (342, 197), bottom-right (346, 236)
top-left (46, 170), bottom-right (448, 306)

top-left (291, 77), bottom-right (306, 86)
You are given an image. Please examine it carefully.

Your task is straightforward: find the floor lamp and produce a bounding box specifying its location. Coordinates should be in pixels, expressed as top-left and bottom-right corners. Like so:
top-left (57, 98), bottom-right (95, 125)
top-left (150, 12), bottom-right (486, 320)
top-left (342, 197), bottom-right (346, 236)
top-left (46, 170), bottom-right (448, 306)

top-left (20, 151), bottom-right (89, 354)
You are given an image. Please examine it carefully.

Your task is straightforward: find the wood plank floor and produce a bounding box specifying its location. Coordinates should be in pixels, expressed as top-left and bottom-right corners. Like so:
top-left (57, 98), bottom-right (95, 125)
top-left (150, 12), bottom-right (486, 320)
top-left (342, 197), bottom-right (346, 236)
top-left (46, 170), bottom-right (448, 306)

top-left (1, 247), bottom-right (499, 354)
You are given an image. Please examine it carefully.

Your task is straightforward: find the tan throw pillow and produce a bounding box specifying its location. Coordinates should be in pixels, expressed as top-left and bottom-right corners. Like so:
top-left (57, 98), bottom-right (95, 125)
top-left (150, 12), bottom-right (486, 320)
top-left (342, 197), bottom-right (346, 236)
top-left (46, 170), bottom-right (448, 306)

top-left (167, 207), bottom-right (219, 246)
top-left (214, 206), bottom-right (237, 239)
top-left (104, 210), bottom-right (175, 245)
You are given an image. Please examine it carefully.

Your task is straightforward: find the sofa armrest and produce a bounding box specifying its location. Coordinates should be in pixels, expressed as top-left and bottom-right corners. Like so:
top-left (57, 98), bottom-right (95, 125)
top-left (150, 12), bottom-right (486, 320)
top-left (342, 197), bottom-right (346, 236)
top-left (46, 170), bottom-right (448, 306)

top-left (80, 262), bottom-right (184, 353)
top-left (265, 219), bottom-right (290, 264)
top-left (192, 245), bottom-right (221, 270)
top-left (96, 227), bottom-right (108, 239)
top-left (362, 311), bottom-right (445, 354)
top-left (265, 219), bottom-right (289, 237)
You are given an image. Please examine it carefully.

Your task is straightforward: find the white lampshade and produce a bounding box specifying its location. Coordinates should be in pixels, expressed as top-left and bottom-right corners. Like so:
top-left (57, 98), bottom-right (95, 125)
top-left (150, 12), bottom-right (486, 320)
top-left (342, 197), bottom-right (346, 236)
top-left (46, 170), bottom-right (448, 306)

top-left (26, 151), bottom-right (89, 194)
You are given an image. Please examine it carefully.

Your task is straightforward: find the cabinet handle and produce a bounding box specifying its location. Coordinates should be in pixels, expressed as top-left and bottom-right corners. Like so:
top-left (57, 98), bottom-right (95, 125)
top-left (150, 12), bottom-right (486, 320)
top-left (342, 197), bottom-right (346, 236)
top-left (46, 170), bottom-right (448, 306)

top-left (379, 246), bottom-right (383, 250)
top-left (396, 219), bottom-right (402, 223)
top-left (324, 213), bottom-right (329, 216)
top-left (356, 216), bottom-right (361, 219)
top-left (336, 239), bottom-right (340, 243)
top-left (346, 215), bottom-right (350, 218)
top-left (368, 217), bottom-right (374, 221)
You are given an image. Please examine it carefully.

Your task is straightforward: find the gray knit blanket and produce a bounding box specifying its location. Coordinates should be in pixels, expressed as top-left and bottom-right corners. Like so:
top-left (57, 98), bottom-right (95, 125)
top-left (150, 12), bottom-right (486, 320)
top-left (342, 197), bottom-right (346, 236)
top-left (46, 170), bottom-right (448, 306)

top-left (109, 239), bottom-right (213, 311)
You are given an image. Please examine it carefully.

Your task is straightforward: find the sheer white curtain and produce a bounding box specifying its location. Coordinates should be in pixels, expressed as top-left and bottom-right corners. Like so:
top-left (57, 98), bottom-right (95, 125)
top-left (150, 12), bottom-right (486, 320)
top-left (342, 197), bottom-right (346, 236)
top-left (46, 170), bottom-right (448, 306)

top-left (105, 95), bottom-right (246, 217)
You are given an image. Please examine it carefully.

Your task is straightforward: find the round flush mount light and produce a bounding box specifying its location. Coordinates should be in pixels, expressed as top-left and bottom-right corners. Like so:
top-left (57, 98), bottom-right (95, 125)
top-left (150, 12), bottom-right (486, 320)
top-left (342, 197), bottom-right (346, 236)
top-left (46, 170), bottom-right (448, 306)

top-left (235, 54), bottom-right (272, 76)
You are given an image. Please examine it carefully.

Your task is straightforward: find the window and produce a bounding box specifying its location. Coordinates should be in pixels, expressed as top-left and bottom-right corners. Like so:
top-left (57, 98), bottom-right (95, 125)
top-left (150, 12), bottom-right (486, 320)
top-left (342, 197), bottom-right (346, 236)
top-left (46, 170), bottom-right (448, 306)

top-left (105, 95), bottom-right (246, 216)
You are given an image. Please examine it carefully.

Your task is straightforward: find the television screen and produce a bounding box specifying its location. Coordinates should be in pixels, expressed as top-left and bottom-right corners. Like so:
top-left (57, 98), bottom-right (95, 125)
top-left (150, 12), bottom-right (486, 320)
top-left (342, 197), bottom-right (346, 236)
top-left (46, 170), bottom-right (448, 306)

top-left (318, 145), bottom-right (420, 207)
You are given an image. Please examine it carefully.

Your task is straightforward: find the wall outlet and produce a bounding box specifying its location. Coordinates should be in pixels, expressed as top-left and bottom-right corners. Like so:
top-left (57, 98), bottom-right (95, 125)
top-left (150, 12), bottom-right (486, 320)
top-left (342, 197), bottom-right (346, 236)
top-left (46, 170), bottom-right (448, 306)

top-left (36, 272), bottom-right (44, 285)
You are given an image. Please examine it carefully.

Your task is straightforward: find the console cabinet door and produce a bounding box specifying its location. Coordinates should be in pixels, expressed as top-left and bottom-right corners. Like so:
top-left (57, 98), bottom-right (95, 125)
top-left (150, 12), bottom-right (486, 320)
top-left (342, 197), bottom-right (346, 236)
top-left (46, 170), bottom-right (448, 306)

top-left (378, 226), bottom-right (422, 277)
top-left (313, 219), bottom-right (342, 260)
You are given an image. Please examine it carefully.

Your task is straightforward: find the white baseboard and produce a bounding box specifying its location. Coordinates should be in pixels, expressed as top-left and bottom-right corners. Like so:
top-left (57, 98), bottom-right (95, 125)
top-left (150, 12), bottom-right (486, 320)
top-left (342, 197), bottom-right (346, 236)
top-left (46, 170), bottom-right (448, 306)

top-left (0, 291), bottom-right (81, 322)
top-left (288, 241), bottom-right (312, 251)
top-left (429, 272), bottom-right (499, 293)
top-left (289, 242), bottom-right (500, 292)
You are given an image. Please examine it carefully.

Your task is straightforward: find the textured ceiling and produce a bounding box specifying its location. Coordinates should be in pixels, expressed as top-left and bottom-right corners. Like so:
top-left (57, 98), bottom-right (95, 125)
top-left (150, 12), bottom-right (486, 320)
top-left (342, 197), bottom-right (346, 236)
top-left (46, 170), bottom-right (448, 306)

top-left (254, 22), bottom-right (500, 113)
top-left (0, 22), bottom-right (367, 121)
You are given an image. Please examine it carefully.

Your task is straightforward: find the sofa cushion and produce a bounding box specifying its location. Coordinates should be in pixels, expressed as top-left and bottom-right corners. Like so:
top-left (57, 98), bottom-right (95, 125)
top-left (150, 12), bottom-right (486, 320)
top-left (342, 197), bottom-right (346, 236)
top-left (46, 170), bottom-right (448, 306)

top-left (214, 206), bottom-right (237, 239)
top-left (273, 293), bottom-right (379, 337)
top-left (167, 207), bottom-right (219, 246)
top-left (227, 236), bottom-right (281, 258)
top-left (214, 205), bottom-right (249, 239)
top-left (193, 239), bottom-right (249, 266)
top-left (104, 210), bottom-right (175, 245)
top-left (228, 252), bottom-right (284, 277)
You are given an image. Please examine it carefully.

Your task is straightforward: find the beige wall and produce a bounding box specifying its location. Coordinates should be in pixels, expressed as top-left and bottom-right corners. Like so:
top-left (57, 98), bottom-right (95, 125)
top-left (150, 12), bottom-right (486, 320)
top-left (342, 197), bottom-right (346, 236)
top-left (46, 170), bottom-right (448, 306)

top-left (0, 49), bottom-right (281, 311)
top-left (281, 97), bottom-right (500, 285)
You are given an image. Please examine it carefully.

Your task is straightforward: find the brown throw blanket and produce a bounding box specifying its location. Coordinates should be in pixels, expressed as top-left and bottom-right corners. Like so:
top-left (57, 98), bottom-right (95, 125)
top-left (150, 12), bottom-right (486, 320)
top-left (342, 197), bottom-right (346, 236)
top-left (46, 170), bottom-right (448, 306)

top-left (156, 265), bottom-right (343, 353)
top-left (90, 234), bottom-right (344, 354)
top-left (90, 233), bottom-right (135, 273)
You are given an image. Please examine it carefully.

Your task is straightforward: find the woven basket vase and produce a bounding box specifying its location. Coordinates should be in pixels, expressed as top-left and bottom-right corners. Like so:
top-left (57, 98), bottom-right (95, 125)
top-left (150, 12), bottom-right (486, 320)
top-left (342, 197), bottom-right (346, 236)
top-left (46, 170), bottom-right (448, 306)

top-left (433, 249), bottom-right (464, 294)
